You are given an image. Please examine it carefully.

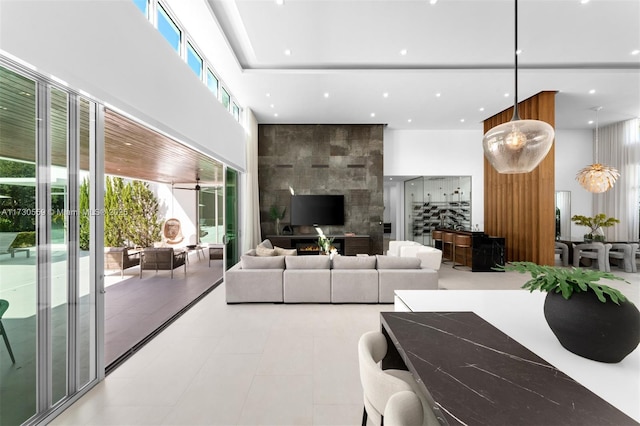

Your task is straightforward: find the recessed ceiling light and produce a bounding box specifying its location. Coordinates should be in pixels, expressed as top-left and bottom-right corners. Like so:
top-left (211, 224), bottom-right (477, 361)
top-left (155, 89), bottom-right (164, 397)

top-left (370, 113), bottom-right (376, 118)
top-left (274, 113), bottom-right (279, 117)
top-left (275, 0), bottom-right (284, 5)
top-left (589, 89), bottom-right (596, 94)
top-left (479, 107), bottom-right (485, 112)
top-left (504, 93), bottom-right (510, 97)
top-left (266, 93), bottom-right (271, 97)
top-left (580, 0), bottom-right (590, 4)
top-left (389, 177), bottom-right (393, 181)
top-left (435, 93), bottom-right (441, 97)
top-left (284, 49), bottom-right (291, 56)
top-left (588, 120), bottom-right (594, 125)
top-left (383, 92), bottom-right (389, 98)
top-left (270, 104), bottom-right (275, 108)
top-left (407, 119), bottom-right (412, 123)
top-left (400, 49), bottom-right (408, 56)
top-left (631, 49), bottom-right (640, 55)
top-left (124, 142), bottom-right (132, 146)
top-left (430, 0), bottom-right (438, 4)
top-left (516, 49), bottom-right (522, 55)
top-left (460, 119), bottom-right (465, 123)
top-left (323, 92), bottom-right (329, 98)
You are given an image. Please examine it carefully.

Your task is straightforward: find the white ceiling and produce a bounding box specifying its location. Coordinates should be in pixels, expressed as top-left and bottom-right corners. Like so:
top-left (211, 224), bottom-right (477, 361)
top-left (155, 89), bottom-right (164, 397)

top-left (204, 0), bottom-right (639, 131)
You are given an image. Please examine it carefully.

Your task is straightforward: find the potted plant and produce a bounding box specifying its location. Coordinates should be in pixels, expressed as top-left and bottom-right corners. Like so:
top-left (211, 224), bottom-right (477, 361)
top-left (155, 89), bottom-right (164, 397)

top-left (571, 213), bottom-right (619, 242)
top-left (268, 205), bottom-right (286, 236)
top-left (499, 262), bottom-right (639, 363)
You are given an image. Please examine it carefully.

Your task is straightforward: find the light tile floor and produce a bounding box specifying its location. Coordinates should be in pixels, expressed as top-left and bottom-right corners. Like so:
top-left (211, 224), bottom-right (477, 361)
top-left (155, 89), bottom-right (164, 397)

top-left (51, 261), bottom-right (639, 426)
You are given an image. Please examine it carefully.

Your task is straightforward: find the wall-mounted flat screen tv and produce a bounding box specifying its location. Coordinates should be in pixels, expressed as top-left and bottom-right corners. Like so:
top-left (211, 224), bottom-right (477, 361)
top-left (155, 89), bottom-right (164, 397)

top-left (290, 195), bottom-right (345, 226)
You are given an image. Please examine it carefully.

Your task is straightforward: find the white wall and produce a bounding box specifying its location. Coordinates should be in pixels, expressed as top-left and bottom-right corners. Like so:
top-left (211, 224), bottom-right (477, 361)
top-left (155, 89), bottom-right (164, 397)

top-left (156, 184), bottom-right (198, 246)
top-left (384, 128), bottom-right (594, 238)
top-left (384, 128), bottom-right (486, 229)
top-left (0, 0), bottom-right (246, 172)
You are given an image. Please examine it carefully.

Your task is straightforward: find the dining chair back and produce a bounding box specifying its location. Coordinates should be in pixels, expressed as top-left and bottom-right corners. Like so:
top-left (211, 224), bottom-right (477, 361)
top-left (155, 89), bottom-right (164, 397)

top-left (384, 390), bottom-right (424, 426)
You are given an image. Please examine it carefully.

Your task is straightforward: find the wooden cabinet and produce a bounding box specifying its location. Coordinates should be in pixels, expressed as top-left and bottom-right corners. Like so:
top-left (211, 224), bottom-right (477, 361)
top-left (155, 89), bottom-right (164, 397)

top-left (266, 235), bottom-right (371, 256)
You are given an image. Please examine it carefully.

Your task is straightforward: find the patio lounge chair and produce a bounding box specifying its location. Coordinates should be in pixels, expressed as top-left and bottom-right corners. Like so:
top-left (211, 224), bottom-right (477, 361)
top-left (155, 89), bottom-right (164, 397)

top-left (104, 247), bottom-right (141, 278)
top-left (0, 232), bottom-right (24, 258)
top-left (140, 247), bottom-right (187, 279)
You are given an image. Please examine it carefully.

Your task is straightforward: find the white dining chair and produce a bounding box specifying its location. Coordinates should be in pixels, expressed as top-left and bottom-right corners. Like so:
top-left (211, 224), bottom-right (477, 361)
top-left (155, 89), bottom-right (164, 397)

top-left (358, 331), bottom-right (440, 426)
top-left (384, 391), bottom-right (424, 426)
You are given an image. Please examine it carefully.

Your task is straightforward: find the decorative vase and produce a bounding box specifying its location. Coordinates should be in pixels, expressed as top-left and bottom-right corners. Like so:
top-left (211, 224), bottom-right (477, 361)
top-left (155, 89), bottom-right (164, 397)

top-left (543, 290), bottom-right (640, 363)
top-left (275, 218), bottom-right (281, 235)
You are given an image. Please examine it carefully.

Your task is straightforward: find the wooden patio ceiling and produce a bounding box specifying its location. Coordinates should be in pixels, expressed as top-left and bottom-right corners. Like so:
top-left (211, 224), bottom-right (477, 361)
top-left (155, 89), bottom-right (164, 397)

top-left (0, 66), bottom-right (223, 186)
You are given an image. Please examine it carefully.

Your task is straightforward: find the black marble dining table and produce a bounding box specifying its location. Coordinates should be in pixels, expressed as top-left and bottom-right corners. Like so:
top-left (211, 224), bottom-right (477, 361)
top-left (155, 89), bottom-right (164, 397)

top-left (380, 311), bottom-right (638, 426)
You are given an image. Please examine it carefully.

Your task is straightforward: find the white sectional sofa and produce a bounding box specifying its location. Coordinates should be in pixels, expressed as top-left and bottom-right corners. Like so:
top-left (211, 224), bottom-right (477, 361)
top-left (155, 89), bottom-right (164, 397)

top-left (225, 242), bottom-right (439, 304)
top-left (387, 240), bottom-right (443, 270)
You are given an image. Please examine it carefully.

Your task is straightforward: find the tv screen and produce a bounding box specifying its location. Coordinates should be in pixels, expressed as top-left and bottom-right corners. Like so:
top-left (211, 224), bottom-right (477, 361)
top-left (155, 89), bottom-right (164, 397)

top-left (290, 195), bottom-right (345, 226)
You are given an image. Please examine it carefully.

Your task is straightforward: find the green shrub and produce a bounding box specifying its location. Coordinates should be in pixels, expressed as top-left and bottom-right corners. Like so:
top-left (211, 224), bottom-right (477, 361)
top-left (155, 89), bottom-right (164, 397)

top-left (12, 231), bottom-right (35, 248)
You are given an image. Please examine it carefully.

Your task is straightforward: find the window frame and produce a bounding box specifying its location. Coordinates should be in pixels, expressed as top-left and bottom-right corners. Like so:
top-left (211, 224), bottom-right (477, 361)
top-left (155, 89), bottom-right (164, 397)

top-left (221, 87), bottom-right (231, 111)
top-left (156, 2), bottom-right (183, 56)
top-left (206, 67), bottom-right (219, 99)
top-left (186, 39), bottom-right (204, 80)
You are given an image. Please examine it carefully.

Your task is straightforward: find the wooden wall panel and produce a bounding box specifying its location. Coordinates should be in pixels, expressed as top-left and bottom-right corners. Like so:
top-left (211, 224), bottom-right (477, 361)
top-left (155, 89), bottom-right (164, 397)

top-left (483, 91), bottom-right (556, 265)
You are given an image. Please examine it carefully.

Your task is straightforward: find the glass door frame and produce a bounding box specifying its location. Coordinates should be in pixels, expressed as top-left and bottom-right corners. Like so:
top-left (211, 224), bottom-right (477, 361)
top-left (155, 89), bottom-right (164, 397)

top-left (0, 56), bottom-right (104, 426)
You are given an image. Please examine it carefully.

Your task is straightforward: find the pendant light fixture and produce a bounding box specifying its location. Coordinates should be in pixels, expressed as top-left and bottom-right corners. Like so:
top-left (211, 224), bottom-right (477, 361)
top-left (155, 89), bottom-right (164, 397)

top-left (575, 107), bottom-right (619, 193)
top-left (482, 0), bottom-right (555, 174)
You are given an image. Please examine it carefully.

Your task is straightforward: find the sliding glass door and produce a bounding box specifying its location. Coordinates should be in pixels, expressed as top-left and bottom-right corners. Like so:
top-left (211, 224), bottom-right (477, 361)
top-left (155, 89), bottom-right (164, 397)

top-left (225, 168), bottom-right (238, 270)
top-left (0, 60), bottom-right (100, 425)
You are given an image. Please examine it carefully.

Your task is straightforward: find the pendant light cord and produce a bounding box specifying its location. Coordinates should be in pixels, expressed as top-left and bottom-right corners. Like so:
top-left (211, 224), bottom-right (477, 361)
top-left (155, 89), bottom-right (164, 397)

top-left (512, 0), bottom-right (520, 121)
top-left (594, 107), bottom-right (600, 163)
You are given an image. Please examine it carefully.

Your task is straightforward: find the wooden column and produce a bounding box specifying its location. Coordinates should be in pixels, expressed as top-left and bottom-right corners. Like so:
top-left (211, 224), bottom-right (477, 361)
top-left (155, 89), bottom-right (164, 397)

top-left (483, 91), bottom-right (556, 265)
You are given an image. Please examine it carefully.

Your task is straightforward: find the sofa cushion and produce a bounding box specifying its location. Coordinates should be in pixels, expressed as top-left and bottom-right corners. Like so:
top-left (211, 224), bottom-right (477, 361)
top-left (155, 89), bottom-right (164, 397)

top-left (256, 239), bottom-right (276, 256)
top-left (256, 245), bottom-right (276, 256)
top-left (332, 255), bottom-right (376, 269)
top-left (274, 246), bottom-right (297, 256)
top-left (376, 255), bottom-right (421, 269)
top-left (241, 254), bottom-right (284, 269)
top-left (260, 239), bottom-right (274, 249)
top-left (285, 255), bottom-right (331, 269)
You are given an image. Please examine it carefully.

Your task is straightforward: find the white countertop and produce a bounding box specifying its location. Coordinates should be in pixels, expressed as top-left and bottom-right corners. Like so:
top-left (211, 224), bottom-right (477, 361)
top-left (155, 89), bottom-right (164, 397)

top-left (394, 289), bottom-right (640, 423)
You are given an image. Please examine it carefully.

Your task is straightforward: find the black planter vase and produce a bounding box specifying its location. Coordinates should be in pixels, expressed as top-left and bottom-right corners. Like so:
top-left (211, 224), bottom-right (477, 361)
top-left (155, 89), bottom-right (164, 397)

top-left (543, 290), bottom-right (640, 363)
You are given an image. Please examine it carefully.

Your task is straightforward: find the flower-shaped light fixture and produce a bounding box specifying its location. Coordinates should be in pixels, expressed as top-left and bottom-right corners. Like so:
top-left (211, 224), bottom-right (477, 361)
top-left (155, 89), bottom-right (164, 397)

top-left (575, 107), bottom-right (620, 193)
top-left (482, 0), bottom-right (555, 174)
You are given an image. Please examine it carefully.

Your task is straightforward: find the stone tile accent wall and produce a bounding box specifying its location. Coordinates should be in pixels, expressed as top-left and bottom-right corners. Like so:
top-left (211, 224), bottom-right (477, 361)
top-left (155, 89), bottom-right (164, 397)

top-left (258, 124), bottom-right (384, 254)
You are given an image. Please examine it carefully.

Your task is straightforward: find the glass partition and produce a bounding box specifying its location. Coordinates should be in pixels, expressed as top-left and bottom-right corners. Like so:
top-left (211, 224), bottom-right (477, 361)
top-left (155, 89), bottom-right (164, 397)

top-left (199, 186), bottom-right (224, 244)
top-left (404, 176), bottom-right (472, 245)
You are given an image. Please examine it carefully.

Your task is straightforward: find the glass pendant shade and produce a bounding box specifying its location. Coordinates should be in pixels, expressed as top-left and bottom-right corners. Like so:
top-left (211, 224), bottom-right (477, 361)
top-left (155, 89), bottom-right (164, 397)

top-left (481, 0), bottom-right (555, 174)
top-left (576, 163), bottom-right (619, 193)
top-left (482, 119), bottom-right (555, 173)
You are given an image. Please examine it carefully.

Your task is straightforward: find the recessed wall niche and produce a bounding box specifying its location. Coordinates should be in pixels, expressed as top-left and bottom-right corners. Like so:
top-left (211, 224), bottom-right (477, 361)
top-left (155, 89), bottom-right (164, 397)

top-left (258, 124), bottom-right (384, 254)
top-left (405, 176), bottom-right (472, 246)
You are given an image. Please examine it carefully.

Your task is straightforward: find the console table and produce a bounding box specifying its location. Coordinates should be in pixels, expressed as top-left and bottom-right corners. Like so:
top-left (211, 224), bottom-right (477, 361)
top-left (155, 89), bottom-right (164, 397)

top-left (267, 234), bottom-right (370, 256)
top-left (434, 229), bottom-right (505, 271)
